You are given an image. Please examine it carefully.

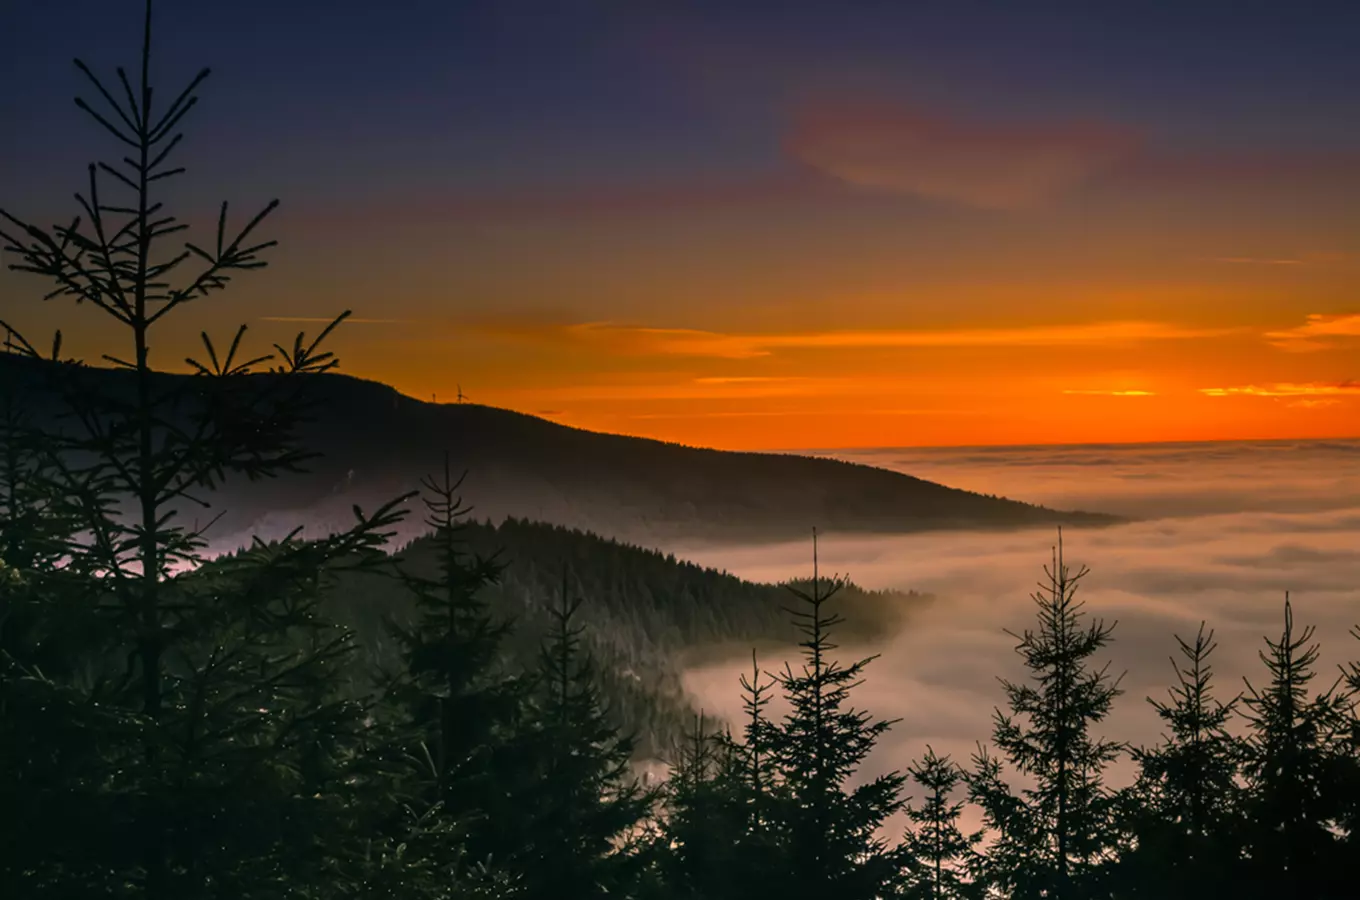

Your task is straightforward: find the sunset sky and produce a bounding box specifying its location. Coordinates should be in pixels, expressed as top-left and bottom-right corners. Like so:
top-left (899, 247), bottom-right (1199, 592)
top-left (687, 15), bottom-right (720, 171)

top-left (3, 0), bottom-right (1360, 450)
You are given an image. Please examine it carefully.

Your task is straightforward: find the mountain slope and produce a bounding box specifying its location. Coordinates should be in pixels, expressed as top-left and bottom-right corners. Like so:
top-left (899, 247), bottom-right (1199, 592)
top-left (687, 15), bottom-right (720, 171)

top-left (0, 354), bottom-right (1119, 548)
top-left (320, 517), bottom-right (927, 759)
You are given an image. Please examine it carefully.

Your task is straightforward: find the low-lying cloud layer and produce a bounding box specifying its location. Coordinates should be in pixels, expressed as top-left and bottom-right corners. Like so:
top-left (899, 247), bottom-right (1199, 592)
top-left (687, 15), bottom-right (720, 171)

top-left (669, 439), bottom-right (1360, 833)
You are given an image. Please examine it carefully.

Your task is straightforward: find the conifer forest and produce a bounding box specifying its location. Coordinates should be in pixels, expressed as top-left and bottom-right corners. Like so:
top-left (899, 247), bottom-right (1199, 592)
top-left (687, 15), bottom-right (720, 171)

top-left (3, 4), bottom-right (1360, 899)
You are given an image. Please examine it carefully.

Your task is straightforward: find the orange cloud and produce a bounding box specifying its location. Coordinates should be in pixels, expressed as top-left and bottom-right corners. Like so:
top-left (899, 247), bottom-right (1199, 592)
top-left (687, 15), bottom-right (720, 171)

top-left (524, 375), bottom-right (859, 402)
top-left (527, 320), bottom-right (1239, 359)
top-left (786, 100), bottom-right (1136, 209)
top-left (1200, 382), bottom-right (1360, 398)
top-left (1265, 314), bottom-right (1360, 352)
top-left (624, 408), bottom-right (974, 420)
top-left (1062, 389), bottom-right (1156, 396)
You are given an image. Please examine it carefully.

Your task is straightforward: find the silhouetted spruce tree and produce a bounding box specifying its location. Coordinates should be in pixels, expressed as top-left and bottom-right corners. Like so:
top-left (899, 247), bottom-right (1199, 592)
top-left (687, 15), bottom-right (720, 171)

top-left (1117, 623), bottom-right (1245, 898)
top-left (738, 650), bottom-right (779, 805)
top-left (967, 533), bottom-right (1123, 900)
top-left (0, 2), bottom-right (412, 894)
top-left (651, 712), bottom-right (749, 900)
top-left (731, 649), bottom-right (787, 877)
top-left (1238, 596), bottom-right (1353, 899)
top-left (766, 530), bottom-right (906, 900)
top-left (375, 457), bottom-right (532, 890)
top-left (648, 650), bottom-right (787, 899)
top-left (898, 747), bottom-right (984, 900)
top-left (514, 574), bottom-right (657, 900)
top-left (1343, 628), bottom-right (1360, 852)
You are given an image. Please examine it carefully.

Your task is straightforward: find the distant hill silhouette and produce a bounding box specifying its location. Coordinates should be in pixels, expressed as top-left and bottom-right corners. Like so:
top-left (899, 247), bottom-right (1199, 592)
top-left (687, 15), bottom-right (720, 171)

top-left (0, 354), bottom-right (1119, 551)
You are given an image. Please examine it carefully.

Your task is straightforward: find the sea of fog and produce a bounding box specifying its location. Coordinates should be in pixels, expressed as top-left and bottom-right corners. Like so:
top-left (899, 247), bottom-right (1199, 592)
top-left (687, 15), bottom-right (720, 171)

top-left (667, 438), bottom-right (1360, 827)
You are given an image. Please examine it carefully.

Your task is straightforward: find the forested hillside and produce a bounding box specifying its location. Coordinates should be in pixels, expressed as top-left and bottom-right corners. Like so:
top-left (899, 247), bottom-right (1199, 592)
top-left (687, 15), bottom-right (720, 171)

top-left (319, 517), bottom-right (922, 758)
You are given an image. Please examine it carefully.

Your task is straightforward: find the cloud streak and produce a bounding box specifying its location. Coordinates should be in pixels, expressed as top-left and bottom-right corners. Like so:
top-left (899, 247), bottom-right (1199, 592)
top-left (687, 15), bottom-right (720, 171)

top-left (1062, 389), bottom-right (1156, 397)
top-left (505, 320), bottom-right (1240, 360)
top-left (1208, 257), bottom-right (1307, 266)
top-left (1200, 382), bottom-right (1360, 398)
top-left (524, 375), bottom-right (860, 402)
top-left (625, 408), bottom-right (971, 420)
top-left (1265, 313), bottom-right (1360, 352)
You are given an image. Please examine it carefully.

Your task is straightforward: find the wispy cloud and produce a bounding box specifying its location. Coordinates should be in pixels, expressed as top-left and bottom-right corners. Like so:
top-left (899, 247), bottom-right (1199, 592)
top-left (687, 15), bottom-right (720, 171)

top-left (523, 375), bottom-right (859, 402)
top-left (692, 376), bottom-right (807, 384)
top-left (1208, 257), bottom-right (1306, 266)
top-left (1265, 313), bottom-right (1360, 352)
top-left (1205, 252), bottom-right (1350, 267)
top-left (626, 408), bottom-right (976, 419)
top-left (787, 100), bottom-right (1135, 210)
top-left (1200, 382), bottom-right (1360, 398)
top-left (518, 320), bottom-right (1240, 360)
top-left (1063, 389), bottom-right (1157, 396)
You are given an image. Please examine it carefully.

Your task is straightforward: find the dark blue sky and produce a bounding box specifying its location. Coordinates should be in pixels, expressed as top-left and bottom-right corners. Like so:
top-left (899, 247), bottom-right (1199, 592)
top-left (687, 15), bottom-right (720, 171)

top-left (6, 0), bottom-right (1360, 204)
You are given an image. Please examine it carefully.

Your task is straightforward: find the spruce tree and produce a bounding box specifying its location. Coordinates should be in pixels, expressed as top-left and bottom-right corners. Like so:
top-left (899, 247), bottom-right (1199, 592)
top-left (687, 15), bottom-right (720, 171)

top-left (766, 530), bottom-right (906, 900)
top-left (515, 574), bottom-right (657, 900)
top-left (967, 532), bottom-right (1123, 900)
top-left (898, 747), bottom-right (983, 899)
top-left (738, 649), bottom-right (779, 811)
top-left (653, 712), bottom-right (749, 900)
top-left (732, 648), bottom-right (785, 874)
top-left (1343, 628), bottom-right (1360, 853)
top-left (376, 457), bottom-right (532, 890)
top-left (1238, 596), bottom-right (1353, 899)
top-left (653, 650), bottom-right (786, 899)
top-left (0, 2), bottom-right (412, 894)
top-left (1119, 623), bottom-right (1245, 897)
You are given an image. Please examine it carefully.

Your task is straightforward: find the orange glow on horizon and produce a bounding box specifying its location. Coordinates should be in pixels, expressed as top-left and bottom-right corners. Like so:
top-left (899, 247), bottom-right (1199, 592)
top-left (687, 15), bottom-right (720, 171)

top-left (324, 308), bottom-right (1360, 452)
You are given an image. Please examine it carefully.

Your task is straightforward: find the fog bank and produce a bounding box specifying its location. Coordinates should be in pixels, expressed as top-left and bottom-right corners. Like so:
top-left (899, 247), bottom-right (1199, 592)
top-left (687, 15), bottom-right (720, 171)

top-left (671, 439), bottom-right (1360, 832)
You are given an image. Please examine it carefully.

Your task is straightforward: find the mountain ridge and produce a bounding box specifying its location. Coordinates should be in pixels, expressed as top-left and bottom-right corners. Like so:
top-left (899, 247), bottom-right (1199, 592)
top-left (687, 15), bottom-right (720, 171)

top-left (0, 353), bottom-right (1122, 549)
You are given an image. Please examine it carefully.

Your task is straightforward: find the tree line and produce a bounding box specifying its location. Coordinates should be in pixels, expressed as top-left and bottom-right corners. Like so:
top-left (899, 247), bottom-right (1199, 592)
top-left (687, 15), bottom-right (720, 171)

top-left (3, 4), bottom-right (1360, 897)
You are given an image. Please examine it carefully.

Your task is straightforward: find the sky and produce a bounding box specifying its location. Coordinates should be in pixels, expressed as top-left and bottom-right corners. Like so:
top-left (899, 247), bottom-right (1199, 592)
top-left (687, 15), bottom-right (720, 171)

top-left (3, 0), bottom-right (1360, 450)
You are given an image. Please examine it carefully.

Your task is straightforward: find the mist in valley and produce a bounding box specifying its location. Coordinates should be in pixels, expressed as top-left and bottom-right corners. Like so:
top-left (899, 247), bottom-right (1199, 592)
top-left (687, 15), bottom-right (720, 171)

top-left (673, 439), bottom-right (1360, 833)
